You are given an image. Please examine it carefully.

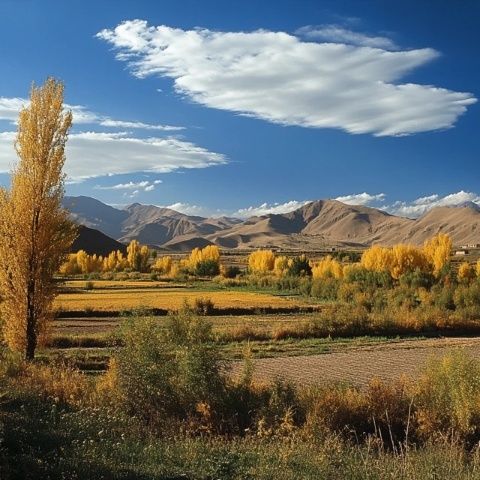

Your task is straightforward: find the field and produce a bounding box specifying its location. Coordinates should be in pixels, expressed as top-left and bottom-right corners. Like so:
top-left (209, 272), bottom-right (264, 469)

top-left (55, 283), bottom-right (311, 312)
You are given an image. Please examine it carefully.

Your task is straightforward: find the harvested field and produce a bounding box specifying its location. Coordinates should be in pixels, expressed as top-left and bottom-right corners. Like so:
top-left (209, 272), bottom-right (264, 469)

top-left (55, 288), bottom-right (308, 312)
top-left (232, 337), bottom-right (480, 387)
top-left (51, 313), bottom-right (317, 336)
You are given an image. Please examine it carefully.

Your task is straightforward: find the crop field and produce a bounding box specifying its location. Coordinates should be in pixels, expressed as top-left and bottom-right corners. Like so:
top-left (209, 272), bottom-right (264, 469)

top-left (231, 337), bottom-right (480, 387)
top-left (55, 286), bottom-right (309, 312)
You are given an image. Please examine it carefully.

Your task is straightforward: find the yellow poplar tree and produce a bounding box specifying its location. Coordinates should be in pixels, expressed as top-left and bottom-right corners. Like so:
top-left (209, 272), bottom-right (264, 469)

top-left (458, 262), bottom-right (475, 283)
top-left (127, 240), bottom-right (150, 272)
top-left (0, 78), bottom-right (76, 360)
top-left (423, 233), bottom-right (452, 276)
top-left (153, 255), bottom-right (173, 275)
top-left (248, 250), bottom-right (275, 273)
top-left (361, 245), bottom-right (394, 273)
top-left (390, 244), bottom-right (430, 279)
top-left (274, 255), bottom-right (291, 276)
top-left (312, 256), bottom-right (343, 279)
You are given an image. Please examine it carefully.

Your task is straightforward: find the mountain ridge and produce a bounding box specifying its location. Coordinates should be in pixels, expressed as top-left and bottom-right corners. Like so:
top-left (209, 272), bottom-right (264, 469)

top-left (63, 196), bottom-right (480, 250)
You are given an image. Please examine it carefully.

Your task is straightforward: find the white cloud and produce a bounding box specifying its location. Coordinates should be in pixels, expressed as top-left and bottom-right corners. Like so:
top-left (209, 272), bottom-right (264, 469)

top-left (97, 20), bottom-right (476, 136)
top-left (162, 202), bottom-right (209, 216)
top-left (0, 97), bottom-right (25, 123)
top-left (234, 200), bottom-right (311, 218)
top-left (95, 180), bottom-right (161, 192)
top-left (384, 190), bottom-right (480, 217)
top-left (335, 192), bottom-right (386, 205)
top-left (0, 97), bottom-right (184, 131)
top-left (296, 25), bottom-right (398, 50)
top-left (0, 130), bottom-right (226, 181)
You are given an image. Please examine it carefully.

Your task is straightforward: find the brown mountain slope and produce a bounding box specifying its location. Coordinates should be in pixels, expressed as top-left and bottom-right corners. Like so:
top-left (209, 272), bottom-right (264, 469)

top-left (397, 204), bottom-right (480, 245)
top-left (207, 200), bottom-right (414, 248)
top-left (64, 196), bottom-right (480, 249)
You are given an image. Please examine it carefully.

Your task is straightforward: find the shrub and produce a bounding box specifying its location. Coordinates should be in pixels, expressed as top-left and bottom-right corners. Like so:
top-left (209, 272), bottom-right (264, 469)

top-left (414, 350), bottom-right (480, 446)
top-left (112, 313), bottom-right (228, 430)
top-left (399, 269), bottom-right (435, 289)
top-left (310, 278), bottom-right (340, 301)
top-left (196, 259), bottom-right (220, 277)
top-left (287, 255), bottom-right (312, 277)
top-left (222, 265), bottom-right (241, 279)
top-left (192, 297), bottom-right (215, 316)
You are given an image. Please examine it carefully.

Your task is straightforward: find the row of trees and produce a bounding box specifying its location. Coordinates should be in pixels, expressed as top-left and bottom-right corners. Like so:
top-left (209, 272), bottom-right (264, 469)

top-left (60, 240), bottom-right (151, 274)
top-left (245, 234), bottom-right (480, 284)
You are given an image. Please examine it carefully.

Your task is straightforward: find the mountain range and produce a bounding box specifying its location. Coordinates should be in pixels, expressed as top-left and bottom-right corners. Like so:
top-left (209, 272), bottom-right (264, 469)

top-left (64, 196), bottom-right (480, 251)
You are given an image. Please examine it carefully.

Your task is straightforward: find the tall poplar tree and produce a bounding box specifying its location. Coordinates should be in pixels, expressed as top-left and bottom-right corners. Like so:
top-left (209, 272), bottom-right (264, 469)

top-left (0, 78), bottom-right (76, 360)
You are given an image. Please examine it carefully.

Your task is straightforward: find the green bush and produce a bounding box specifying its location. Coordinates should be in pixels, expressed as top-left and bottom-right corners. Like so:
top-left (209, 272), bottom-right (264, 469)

top-left (114, 312), bottom-right (228, 429)
top-left (195, 259), bottom-right (220, 277)
top-left (310, 278), bottom-right (340, 301)
top-left (287, 256), bottom-right (312, 277)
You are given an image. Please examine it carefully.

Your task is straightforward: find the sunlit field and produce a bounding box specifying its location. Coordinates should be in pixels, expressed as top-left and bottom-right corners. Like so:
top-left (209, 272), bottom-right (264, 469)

top-left (55, 285), bottom-right (310, 312)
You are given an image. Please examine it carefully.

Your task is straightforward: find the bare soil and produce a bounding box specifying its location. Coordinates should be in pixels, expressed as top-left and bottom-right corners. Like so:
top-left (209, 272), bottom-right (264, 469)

top-left (232, 337), bottom-right (480, 387)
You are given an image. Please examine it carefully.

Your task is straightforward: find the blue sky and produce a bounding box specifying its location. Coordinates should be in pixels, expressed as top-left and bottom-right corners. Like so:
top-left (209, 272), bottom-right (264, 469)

top-left (0, 0), bottom-right (479, 218)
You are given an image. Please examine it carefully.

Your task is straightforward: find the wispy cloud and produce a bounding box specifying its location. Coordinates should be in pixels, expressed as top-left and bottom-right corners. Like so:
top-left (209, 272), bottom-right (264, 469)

top-left (0, 130), bottom-right (227, 181)
top-left (161, 202), bottom-right (210, 216)
top-left (0, 97), bottom-right (184, 131)
top-left (95, 179), bottom-right (162, 192)
top-left (233, 200), bottom-right (311, 218)
top-left (335, 192), bottom-right (386, 206)
top-left (334, 190), bottom-right (480, 218)
top-left (384, 191), bottom-right (480, 217)
top-left (296, 24), bottom-right (398, 50)
top-left (97, 20), bottom-right (476, 136)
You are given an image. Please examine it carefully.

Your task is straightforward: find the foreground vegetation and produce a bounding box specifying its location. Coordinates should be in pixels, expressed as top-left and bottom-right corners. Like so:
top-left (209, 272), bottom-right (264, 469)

top-left (3, 313), bottom-right (480, 479)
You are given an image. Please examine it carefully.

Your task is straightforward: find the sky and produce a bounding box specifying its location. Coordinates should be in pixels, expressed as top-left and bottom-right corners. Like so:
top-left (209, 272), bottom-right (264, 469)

top-left (0, 0), bottom-right (479, 218)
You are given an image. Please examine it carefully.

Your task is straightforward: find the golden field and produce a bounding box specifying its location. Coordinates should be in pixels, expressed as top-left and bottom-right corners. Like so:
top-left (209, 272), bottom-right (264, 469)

top-left (55, 287), bottom-right (307, 312)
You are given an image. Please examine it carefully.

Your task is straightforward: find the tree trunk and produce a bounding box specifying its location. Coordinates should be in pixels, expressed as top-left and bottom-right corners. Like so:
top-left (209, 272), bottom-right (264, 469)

top-left (25, 315), bottom-right (36, 361)
top-left (25, 278), bottom-right (36, 361)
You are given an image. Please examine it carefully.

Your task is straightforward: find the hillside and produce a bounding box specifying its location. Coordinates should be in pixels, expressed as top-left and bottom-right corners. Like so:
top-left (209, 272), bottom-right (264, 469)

top-left (70, 225), bottom-right (126, 256)
top-left (63, 196), bottom-right (480, 250)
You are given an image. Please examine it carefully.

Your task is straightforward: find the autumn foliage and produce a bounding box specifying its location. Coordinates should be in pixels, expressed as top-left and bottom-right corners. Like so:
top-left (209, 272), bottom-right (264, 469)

top-left (0, 78), bottom-right (76, 359)
top-left (248, 249), bottom-right (275, 273)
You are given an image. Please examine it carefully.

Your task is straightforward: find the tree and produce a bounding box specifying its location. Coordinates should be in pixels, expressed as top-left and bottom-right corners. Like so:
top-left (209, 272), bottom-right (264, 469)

top-left (0, 78), bottom-right (76, 360)
top-left (312, 255), bottom-right (343, 279)
top-left (423, 233), bottom-right (452, 276)
top-left (186, 245), bottom-right (221, 275)
top-left (458, 262), bottom-right (475, 283)
top-left (248, 250), bottom-right (275, 273)
top-left (127, 240), bottom-right (150, 272)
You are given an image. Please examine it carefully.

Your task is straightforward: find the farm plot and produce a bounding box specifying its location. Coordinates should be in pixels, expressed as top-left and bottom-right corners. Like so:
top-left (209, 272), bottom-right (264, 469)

top-left (55, 288), bottom-right (309, 312)
top-left (231, 337), bottom-right (480, 387)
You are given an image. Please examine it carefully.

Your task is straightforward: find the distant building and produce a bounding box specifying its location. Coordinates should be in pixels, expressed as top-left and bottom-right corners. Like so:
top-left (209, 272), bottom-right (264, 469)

top-left (455, 250), bottom-right (468, 256)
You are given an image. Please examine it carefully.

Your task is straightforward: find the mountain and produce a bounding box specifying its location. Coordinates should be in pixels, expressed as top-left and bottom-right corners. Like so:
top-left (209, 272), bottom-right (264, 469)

top-left (70, 225), bottom-right (127, 256)
top-left (63, 196), bottom-right (480, 250)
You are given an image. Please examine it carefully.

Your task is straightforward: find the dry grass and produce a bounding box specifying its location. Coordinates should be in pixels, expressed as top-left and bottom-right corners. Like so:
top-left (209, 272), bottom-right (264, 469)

top-left (62, 279), bottom-right (172, 289)
top-left (55, 288), bottom-right (306, 312)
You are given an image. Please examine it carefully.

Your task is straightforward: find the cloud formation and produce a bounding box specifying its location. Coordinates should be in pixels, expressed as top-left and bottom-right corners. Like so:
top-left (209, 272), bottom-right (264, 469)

top-left (95, 179), bottom-right (162, 192)
top-left (0, 97), bottom-right (184, 131)
top-left (97, 20), bottom-right (476, 136)
top-left (296, 25), bottom-right (398, 50)
top-left (234, 200), bottom-right (311, 218)
top-left (385, 190), bottom-right (480, 217)
top-left (334, 190), bottom-right (480, 218)
top-left (0, 131), bottom-right (226, 181)
top-left (335, 192), bottom-right (386, 205)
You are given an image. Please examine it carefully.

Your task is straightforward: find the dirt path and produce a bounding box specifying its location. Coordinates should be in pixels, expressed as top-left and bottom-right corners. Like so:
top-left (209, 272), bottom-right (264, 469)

top-left (232, 337), bottom-right (480, 387)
